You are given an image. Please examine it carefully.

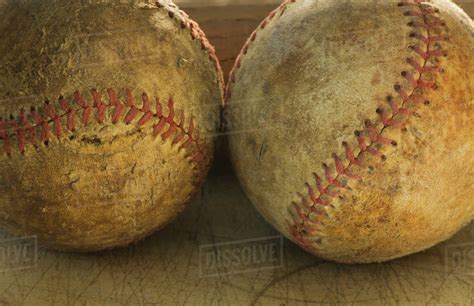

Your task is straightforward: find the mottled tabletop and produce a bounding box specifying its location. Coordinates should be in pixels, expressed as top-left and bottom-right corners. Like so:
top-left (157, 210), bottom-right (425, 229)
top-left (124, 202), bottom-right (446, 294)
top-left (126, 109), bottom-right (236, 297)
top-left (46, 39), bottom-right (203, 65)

top-left (0, 1), bottom-right (473, 305)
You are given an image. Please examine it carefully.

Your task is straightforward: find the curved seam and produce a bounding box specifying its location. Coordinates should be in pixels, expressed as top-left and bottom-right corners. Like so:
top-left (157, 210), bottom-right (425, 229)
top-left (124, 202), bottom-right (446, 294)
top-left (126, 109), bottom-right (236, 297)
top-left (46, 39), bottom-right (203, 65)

top-left (223, 0), bottom-right (448, 252)
top-left (156, 0), bottom-right (225, 101)
top-left (287, 0), bottom-right (449, 251)
top-left (225, 0), bottom-right (297, 105)
top-left (0, 1), bottom-right (223, 171)
top-left (0, 88), bottom-right (207, 169)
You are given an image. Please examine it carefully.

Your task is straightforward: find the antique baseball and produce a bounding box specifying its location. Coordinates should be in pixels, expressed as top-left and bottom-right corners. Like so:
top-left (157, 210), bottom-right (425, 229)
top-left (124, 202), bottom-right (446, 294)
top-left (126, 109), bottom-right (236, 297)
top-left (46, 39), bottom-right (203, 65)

top-left (0, 0), bottom-right (223, 251)
top-left (226, 0), bottom-right (473, 263)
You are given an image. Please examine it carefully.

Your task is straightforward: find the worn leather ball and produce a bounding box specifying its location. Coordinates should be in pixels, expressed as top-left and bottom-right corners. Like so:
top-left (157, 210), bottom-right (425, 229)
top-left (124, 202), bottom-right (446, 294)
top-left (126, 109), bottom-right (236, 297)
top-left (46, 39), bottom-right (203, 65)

top-left (0, 0), bottom-right (223, 251)
top-left (226, 0), bottom-right (473, 263)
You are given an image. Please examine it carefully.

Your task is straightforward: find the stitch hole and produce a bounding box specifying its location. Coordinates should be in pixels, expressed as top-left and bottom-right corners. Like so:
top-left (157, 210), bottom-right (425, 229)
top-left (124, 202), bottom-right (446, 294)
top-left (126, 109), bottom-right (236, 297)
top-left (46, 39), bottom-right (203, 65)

top-left (381, 155), bottom-right (387, 161)
top-left (44, 140), bottom-right (49, 147)
top-left (409, 32), bottom-right (416, 38)
top-left (401, 71), bottom-right (408, 77)
top-left (386, 95), bottom-right (393, 102)
top-left (424, 100), bottom-right (431, 105)
top-left (391, 141), bottom-right (398, 146)
top-left (394, 84), bottom-right (402, 92)
top-left (397, 2), bottom-right (405, 7)
top-left (407, 21), bottom-right (414, 27)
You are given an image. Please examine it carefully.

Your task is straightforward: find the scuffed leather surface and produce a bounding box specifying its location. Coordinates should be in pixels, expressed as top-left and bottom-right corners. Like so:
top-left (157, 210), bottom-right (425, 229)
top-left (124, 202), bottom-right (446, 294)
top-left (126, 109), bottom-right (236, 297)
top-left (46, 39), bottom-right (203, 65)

top-left (0, 0), bottom-right (222, 251)
top-left (227, 0), bottom-right (474, 263)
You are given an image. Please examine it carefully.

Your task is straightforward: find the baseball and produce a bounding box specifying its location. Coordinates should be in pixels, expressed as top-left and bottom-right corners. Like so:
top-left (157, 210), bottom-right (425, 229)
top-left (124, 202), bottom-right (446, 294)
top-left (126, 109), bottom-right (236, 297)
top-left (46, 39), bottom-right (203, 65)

top-left (226, 0), bottom-right (473, 263)
top-left (0, 0), bottom-right (223, 251)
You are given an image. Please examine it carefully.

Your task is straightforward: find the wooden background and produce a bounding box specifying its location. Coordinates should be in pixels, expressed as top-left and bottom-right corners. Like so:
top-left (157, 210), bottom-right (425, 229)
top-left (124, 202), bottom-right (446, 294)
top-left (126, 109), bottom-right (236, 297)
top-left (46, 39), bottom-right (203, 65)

top-left (0, 1), bottom-right (472, 305)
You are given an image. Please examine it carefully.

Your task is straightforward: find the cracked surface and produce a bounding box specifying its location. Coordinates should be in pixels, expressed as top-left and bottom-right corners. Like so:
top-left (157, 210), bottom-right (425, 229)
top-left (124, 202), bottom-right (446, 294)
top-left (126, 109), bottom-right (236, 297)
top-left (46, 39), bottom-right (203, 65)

top-left (0, 167), bottom-right (472, 305)
top-left (0, 1), bottom-right (472, 304)
top-left (0, 0), bottom-right (222, 251)
top-left (226, 0), bottom-right (474, 263)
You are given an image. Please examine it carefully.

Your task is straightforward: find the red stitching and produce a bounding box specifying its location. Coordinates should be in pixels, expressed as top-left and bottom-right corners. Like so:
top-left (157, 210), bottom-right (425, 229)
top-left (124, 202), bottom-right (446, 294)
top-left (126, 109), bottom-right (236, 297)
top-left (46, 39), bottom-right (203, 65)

top-left (283, 0), bottom-right (446, 250)
top-left (155, 0), bottom-right (224, 101)
top-left (225, 0), bottom-right (297, 104)
top-left (221, 0), bottom-right (447, 250)
top-left (0, 2), bottom-right (220, 166)
top-left (0, 89), bottom-right (207, 168)
top-left (74, 91), bottom-right (92, 126)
